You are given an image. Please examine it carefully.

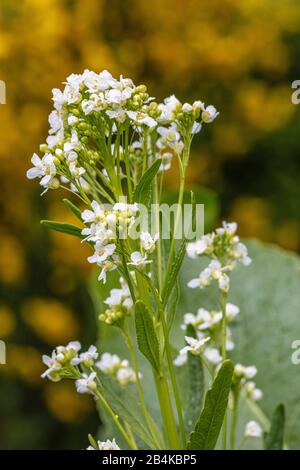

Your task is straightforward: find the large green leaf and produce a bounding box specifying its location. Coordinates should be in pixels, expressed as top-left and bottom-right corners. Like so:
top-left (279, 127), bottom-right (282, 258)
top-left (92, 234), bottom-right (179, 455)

top-left (133, 159), bottom-right (162, 207)
top-left (264, 404), bottom-right (285, 450)
top-left (40, 219), bottom-right (83, 238)
top-left (187, 359), bottom-right (233, 450)
top-left (178, 240), bottom-right (300, 449)
top-left (162, 239), bottom-right (187, 307)
top-left (135, 300), bottom-right (160, 373)
top-left (63, 198), bottom-right (83, 221)
top-left (185, 325), bottom-right (205, 434)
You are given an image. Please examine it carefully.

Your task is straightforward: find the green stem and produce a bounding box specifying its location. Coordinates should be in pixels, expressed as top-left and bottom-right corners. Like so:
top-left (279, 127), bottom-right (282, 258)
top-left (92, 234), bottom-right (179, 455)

top-left (160, 308), bottom-right (186, 448)
top-left (135, 272), bottom-right (179, 449)
top-left (154, 371), bottom-right (180, 449)
top-left (221, 291), bottom-right (228, 449)
top-left (123, 329), bottom-right (162, 449)
top-left (154, 178), bottom-right (163, 293)
top-left (163, 138), bottom-right (191, 291)
top-left (221, 291), bottom-right (228, 360)
top-left (95, 389), bottom-right (137, 449)
top-left (230, 397), bottom-right (238, 449)
top-left (123, 122), bottom-right (133, 199)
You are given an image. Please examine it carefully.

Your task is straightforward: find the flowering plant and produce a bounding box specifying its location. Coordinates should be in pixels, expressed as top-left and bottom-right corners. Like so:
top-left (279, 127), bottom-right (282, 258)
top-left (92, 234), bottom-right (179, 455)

top-left (27, 70), bottom-right (284, 450)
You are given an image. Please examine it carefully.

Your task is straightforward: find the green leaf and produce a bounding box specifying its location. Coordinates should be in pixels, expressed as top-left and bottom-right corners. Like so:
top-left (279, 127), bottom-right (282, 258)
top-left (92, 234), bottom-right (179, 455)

top-left (187, 359), bottom-right (234, 450)
top-left (185, 324), bottom-right (205, 434)
top-left (88, 433), bottom-right (98, 449)
top-left (63, 198), bottom-right (83, 221)
top-left (264, 404), bottom-right (285, 450)
top-left (133, 159), bottom-right (162, 207)
top-left (40, 219), bottom-right (83, 238)
top-left (135, 300), bottom-right (160, 373)
top-left (166, 278), bottom-right (180, 331)
top-left (163, 239), bottom-right (187, 307)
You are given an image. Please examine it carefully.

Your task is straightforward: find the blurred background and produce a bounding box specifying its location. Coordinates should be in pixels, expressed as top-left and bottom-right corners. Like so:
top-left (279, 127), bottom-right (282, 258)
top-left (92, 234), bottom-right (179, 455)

top-left (0, 0), bottom-right (300, 449)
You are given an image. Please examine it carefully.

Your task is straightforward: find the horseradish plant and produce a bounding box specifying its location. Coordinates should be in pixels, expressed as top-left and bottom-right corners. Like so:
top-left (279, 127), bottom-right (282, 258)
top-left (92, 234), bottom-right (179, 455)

top-left (27, 70), bottom-right (283, 450)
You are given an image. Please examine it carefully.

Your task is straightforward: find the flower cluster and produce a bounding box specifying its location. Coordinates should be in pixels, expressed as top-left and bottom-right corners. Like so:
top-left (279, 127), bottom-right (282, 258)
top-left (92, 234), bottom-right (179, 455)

top-left (82, 200), bottom-right (158, 282)
top-left (41, 342), bottom-right (139, 393)
top-left (82, 200), bottom-right (138, 282)
top-left (187, 221), bottom-right (251, 293)
top-left (26, 69), bottom-right (218, 195)
top-left (96, 352), bottom-right (139, 386)
top-left (175, 302), bottom-right (240, 367)
top-left (233, 363), bottom-right (263, 402)
top-left (99, 277), bottom-right (133, 324)
top-left (244, 421), bottom-right (262, 438)
top-left (87, 438), bottom-right (120, 450)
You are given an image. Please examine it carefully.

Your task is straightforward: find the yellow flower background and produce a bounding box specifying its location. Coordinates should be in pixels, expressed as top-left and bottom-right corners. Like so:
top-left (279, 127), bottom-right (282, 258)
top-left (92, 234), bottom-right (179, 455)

top-left (0, 0), bottom-right (299, 448)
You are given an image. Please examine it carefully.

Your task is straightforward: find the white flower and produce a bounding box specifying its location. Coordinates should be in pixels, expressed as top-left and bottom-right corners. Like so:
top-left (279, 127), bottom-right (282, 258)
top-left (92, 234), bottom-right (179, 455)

top-left (203, 347), bottom-right (222, 365)
top-left (72, 345), bottom-right (98, 367)
top-left (127, 110), bottom-right (157, 128)
top-left (98, 259), bottom-right (117, 283)
top-left (81, 223), bottom-right (113, 244)
top-left (191, 122), bottom-right (202, 134)
top-left (233, 242), bottom-right (252, 266)
top-left (96, 353), bottom-right (137, 386)
top-left (180, 336), bottom-right (210, 356)
top-left (63, 85), bottom-right (81, 106)
top-left (104, 283), bottom-right (132, 310)
top-left (52, 87), bottom-right (65, 111)
top-left (116, 367), bottom-right (137, 386)
top-left (41, 351), bottom-right (62, 380)
top-left (113, 202), bottom-right (138, 214)
top-left (75, 372), bottom-right (97, 395)
top-left (106, 87), bottom-right (132, 105)
top-left (158, 95), bottom-right (181, 121)
top-left (88, 242), bottom-right (116, 265)
top-left (173, 353), bottom-right (188, 367)
top-left (81, 201), bottom-right (105, 224)
top-left (140, 232), bottom-right (158, 253)
top-left (157, 124), bottom-right (183, 153)
top-left (234, 364), bottom-right (257, 379)
top-left (188, 260), bottom-right (230, 292)
top-left (218, 273), bottom-right (230, 292)
top-left (182, 308), bottom-right (222, 331)
top-left (244, 421), bottom-right (262, 438)
top-left (187, 240), bottom-right (206, 259)
top-left (159, 151), bottom-right (173, 171)
top-left (226, 303), bottom-right (240, 321)
top-left (26, 153), bottom-right (57, 190)
top-left (202, 105), bottom-right (219, 123)
top-left (106, 108), bottom-right (127, 123)
top-left (128, 251), bottom-right (151, 266)
top-left (182, 103), bottom-right (193, 113)
top-left (48, 110), bottom-right (63, 135)
top-left (244, 381), bottom-right (263, 401)
top-left (69, 162), bottom-right (85, 179)
top-left (64, 130), bottom-right (81, 154)
top-left (96, 353), bottom-right (121, 375)
top-left (41, 341), bottom-right (81, 381)
top-left (98, 438), bottom-right (120, 450)
top-left (217, 221), bottom-right (237, 235)
top-left (67, 115), bottom-right (78, 126)
top-left (186, 234), bottom-right (214, 259)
